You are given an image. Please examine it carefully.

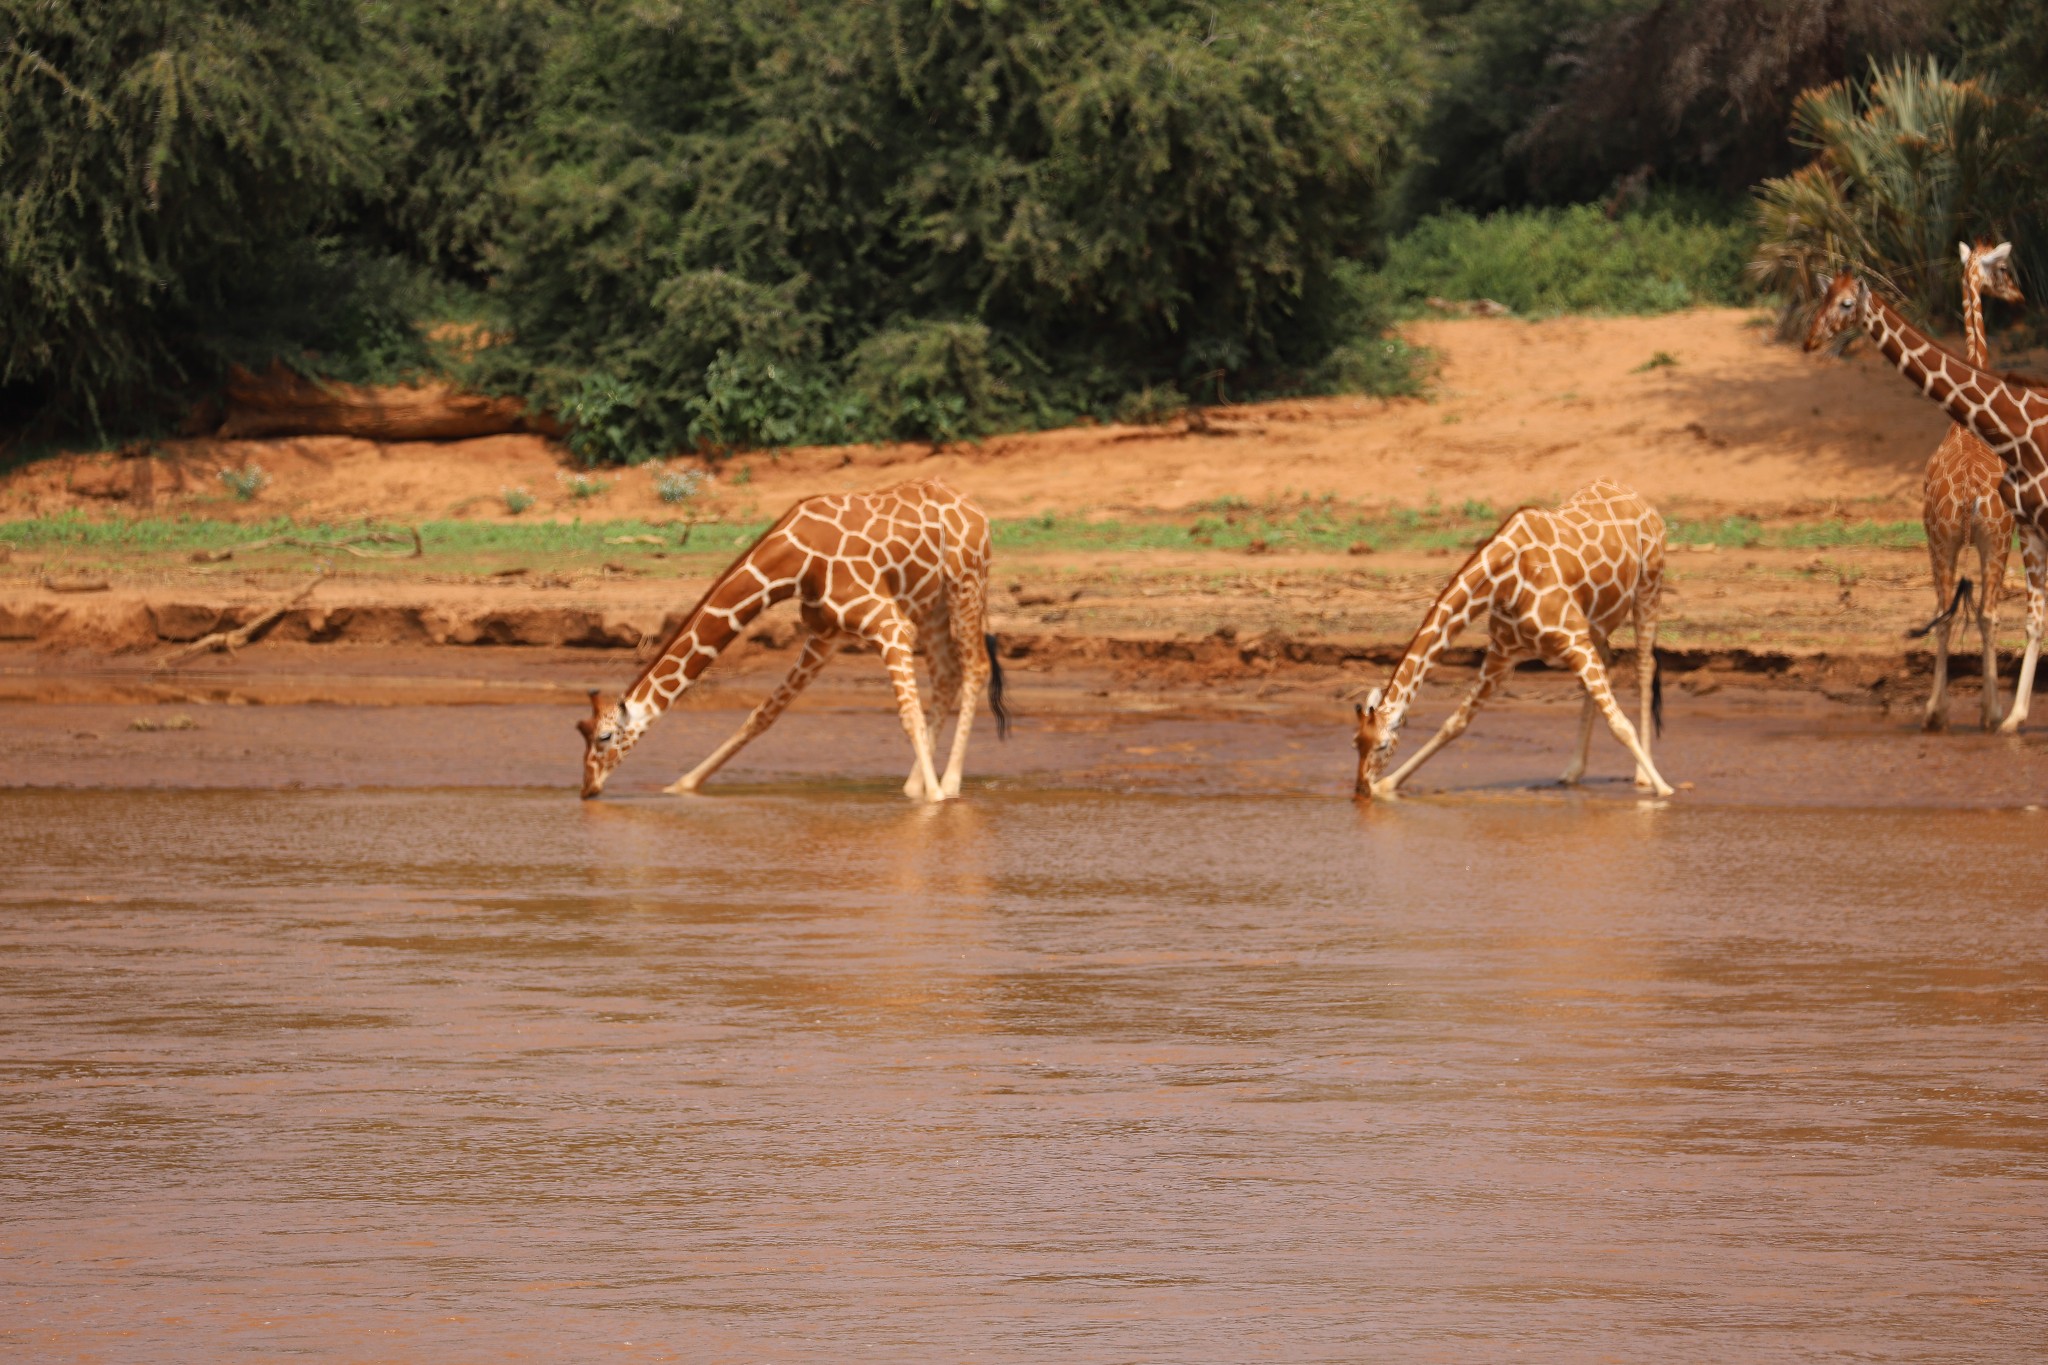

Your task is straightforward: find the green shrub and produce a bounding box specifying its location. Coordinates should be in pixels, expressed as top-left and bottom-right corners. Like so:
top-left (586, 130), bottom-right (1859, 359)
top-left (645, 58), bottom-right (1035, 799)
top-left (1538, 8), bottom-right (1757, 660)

top-left (1369, 200), bottom-right (1755, 317)
top-left (653, 469), bottom-right (703, 504)
top-left (686, 352), bottom-right (860, 452)
top-left (501, 486), bottom-right (535, 515)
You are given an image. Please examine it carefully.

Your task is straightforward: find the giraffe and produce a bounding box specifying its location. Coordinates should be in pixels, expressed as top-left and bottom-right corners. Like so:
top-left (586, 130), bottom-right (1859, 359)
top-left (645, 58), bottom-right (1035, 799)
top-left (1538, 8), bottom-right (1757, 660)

top-left (1351, 479), bottom-right (1675, 802)
top-left (576, 479), bottom-right (1008, 802)
top-left (1805, 268), bottom-right (2048, 732)
top-left (1913, 242), bottom-right (2025, 732)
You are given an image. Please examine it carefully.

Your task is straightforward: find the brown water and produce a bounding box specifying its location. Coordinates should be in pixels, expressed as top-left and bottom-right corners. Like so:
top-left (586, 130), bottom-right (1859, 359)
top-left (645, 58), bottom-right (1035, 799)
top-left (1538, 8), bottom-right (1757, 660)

top-left (5, 786), bottom-right (2048, 1360)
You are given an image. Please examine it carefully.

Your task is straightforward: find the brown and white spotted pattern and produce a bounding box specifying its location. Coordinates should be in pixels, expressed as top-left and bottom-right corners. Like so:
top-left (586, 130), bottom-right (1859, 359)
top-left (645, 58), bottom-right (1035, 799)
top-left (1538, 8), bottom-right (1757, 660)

top-left (577, 479), bottom-right (997, 803)
top-left (1807, 271), bottom-right (2048, 731)
top-left (1352, 479), bottom-right (1674, 801)
top-left (1918, 243), bottom-right (2024, 731)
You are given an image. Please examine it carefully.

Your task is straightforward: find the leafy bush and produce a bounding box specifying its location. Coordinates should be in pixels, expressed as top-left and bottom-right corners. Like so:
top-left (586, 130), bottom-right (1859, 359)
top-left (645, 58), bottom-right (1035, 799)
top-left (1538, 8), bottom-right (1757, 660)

top-left (686, 353), bottom-right (860, 453)
top-left (1369, 200), bottom-right (1756, 316)
top-left (501, 486), bottom-right (535, 515)
top-left (1751, 59), bottom-right (2048, 328)
top-left (477, 0), bottom-right (1429, 458)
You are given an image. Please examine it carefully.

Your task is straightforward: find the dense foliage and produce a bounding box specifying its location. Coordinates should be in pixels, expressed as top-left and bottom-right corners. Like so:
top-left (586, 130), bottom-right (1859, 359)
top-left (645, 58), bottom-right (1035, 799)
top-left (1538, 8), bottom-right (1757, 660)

top-left (7, 0), bottom-right (2047, 457)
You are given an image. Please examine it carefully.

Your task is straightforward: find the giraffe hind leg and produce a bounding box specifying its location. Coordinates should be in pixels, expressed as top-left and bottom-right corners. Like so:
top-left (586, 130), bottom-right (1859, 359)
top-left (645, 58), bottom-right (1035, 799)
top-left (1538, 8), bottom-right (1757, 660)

top-left (906, 626), bottom-right (960, 799)
top-left (1560, 636), bottom-right (1675, 798)
top-left (665, 630), bottom-right (837, 795)
top-left (870, 610), bottom-right (945, 803)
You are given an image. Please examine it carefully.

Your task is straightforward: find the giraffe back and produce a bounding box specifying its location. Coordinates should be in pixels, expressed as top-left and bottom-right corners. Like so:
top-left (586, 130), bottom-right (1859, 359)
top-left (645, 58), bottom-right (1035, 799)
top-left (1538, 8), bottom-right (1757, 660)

top-left (1490, 479), bottom-right (1662, 639)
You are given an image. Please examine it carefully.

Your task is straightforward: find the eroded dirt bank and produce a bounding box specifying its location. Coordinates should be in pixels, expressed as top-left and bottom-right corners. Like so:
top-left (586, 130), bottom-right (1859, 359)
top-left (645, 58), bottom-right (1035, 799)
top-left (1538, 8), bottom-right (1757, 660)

top-left (9, 308), bottom-right (2036, 525)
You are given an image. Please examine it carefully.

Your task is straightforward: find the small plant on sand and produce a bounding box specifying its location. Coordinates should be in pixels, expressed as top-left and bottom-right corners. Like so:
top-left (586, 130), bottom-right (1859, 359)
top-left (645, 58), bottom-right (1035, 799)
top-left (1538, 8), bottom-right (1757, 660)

top-left (501, 486), bottom-right (535, 515)
top-left (654, 468), bottom-right (704, 504)
top-left (730, 464), bottom-right (753, 488)
top-left (1459, 498), bottom-right (1495, 521)
top-left (559, 471), bottom-right (610, 500)
top-left (218, 463), bottom-right (269, 501)
top-left (1633, 351), bottom-right (1680, 372)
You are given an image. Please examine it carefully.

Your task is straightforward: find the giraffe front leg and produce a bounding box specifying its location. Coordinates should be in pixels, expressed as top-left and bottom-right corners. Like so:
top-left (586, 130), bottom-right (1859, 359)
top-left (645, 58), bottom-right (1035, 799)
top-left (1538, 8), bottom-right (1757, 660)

top-left (1376, 649), bottom-right (1515, 799)
top-left (1999, 528), bottom-right (2047, 734)
top-left (870, 612), bottom-right (945, 803)
top-left (665, 630), bottom-right (838, 794)
top-left (1562, 641), bottom-right (1675, 798)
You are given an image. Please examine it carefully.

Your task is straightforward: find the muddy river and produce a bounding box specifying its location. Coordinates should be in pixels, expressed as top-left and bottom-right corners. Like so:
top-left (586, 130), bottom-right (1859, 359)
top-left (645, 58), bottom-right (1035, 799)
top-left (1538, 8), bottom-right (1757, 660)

top-left (5, 771), bottom-right (2046, 1359)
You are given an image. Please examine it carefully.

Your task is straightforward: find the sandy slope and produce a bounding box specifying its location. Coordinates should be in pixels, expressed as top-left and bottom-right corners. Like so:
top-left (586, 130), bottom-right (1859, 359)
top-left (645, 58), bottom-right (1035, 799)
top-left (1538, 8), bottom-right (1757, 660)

top-left (9, 307), bottom-right (2036, 525)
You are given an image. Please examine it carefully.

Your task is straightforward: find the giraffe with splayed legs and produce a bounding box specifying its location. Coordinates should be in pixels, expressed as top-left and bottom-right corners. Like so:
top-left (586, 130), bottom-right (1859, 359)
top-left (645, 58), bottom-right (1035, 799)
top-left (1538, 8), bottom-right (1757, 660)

top-left (577, 480), bottom-right (1008, 801)
top-left (1806, 271), bottom-right (2048, 732)
top-left (1912, 242), bottom-right (2024, 731)
top-left (1351, 479), bottom-right (1674, 802)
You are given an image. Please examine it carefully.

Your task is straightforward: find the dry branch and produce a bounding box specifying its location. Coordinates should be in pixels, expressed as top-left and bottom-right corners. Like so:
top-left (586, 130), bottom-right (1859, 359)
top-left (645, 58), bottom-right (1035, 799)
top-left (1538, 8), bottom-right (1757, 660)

top-left (153, 570), bottom-right (327, 671)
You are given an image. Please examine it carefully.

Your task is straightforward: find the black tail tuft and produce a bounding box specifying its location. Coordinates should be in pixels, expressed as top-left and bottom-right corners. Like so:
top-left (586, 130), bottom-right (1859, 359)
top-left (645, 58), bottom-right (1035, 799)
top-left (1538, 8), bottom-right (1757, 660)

top-left (1907, 577), bottom-right (1972, 640)
top-left (1651, 648), bottom-right (1664, 738)
top-left (984, 633), bottom-right (1011, 740)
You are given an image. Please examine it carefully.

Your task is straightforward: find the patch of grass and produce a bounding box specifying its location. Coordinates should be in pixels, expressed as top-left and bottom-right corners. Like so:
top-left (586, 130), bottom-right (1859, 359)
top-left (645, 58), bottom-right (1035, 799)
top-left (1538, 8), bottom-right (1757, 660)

top-left (1633, 351), bottom-right (1680, 372)
top-left (501, 486), bottom-right (535, 515)
top-left (0, 508), bottom-right (1932, 573)
top-left (1370, 199), bottom-right (1754, 318)
top-left (558, 471), bottom-right (609, 500)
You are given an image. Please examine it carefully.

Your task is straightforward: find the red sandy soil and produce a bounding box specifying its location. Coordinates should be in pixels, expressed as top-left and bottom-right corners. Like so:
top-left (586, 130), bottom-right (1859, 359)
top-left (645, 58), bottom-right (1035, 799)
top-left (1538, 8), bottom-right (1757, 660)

top-left (10, 308), bottom-right (2037, 525)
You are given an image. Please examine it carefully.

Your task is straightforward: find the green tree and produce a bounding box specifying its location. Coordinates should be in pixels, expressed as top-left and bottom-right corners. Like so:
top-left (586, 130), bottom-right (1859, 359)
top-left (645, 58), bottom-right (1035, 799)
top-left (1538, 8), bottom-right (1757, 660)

top-left (2, 0), bottom-right (389, 435)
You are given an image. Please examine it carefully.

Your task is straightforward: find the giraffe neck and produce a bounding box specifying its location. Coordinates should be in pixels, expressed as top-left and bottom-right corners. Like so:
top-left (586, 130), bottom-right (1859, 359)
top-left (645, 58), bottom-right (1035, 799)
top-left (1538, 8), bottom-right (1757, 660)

top-left (1859, 287), bottom-right (2048, 465)
top-left (610, 541), bottom-right (802, 743)
top-left (1961, 264), bottom-right (1988, 369)
top-left (1376, 555), bottom-right (1494, 740)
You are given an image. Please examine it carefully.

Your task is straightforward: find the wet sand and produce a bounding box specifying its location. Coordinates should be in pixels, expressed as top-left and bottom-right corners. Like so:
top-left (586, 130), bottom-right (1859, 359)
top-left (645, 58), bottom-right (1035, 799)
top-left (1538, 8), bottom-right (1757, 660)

top-left (5, 782), bottom-right (2048, 1360)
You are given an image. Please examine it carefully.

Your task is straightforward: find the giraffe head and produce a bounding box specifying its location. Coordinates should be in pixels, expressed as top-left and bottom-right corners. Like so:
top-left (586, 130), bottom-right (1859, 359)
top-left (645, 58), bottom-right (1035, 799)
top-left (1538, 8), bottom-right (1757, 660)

top-left (1352, 687), bottom-right (1396, 800)
top-left (1963, 240), bottom-right (2024, 306)
top-left (1803, 271), bottom-right (1869, 353)
top-left (576, 689), bottom-right (634, 798)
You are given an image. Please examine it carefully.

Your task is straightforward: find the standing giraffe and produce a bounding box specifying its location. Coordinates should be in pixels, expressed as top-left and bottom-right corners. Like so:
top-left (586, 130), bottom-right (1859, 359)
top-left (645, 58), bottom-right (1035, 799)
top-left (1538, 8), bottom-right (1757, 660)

top-left (1351, 479), bottom-right (1675, 802)
top-left (577, 479), bottom-right (1007, 802)
top-left (1913, 242), bottom-right (2025, 731)
top-left (1805, 270), bottom-right (2048, 731)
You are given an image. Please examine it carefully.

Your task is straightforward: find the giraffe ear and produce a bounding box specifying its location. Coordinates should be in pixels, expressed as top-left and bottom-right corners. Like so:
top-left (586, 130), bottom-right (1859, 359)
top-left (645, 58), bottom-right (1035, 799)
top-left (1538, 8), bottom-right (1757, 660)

top-left (1961, 241), bottom-right (1974, 265)
top-left (577, 689), bottom-right (604, 741)
top-left (1986, 242), bottom-right (2013, 265)
top-left (1363, 686), bottom-right (1383, 716)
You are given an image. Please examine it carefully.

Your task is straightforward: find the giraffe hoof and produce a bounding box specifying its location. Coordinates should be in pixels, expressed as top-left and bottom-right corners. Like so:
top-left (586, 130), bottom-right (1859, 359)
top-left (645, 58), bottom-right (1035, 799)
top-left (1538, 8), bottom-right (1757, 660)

top-left (662, 779), bottom-right (702, 796)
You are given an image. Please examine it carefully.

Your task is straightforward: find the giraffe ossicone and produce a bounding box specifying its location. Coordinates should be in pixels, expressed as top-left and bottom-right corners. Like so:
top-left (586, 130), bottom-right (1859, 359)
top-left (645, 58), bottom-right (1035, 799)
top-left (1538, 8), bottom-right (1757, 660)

top-left (577, 479), bottom-right (1005, 802)
top-left (1352, 479), bottom-right (1674, 802)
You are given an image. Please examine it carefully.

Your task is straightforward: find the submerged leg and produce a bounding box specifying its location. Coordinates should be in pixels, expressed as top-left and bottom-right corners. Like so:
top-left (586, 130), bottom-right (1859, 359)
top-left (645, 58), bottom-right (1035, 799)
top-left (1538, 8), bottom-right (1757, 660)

top-left (665, 630), bottom-right (839, 794)
top-left (2000, 527), bottom-right (2046, 734)
top-left (906, 627), bottom-right (960, 800)
top-left (1632, 611), bottom-right (1660, 790)
top-left (1558, 636), bottom-right (1675, 798)
top-left (1560, 635), bottom-right (1610, 786)
top-left (1376, 649), bottom-right (1516, 798)
top-left (870, 609), bottom-right (945, 803)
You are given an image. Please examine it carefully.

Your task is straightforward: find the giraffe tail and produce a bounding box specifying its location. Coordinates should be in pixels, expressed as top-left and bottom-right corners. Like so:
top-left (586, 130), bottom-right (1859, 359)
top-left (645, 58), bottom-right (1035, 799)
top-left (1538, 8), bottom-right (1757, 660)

top-left (1652, 649), bottom-right (1663, 738)
top-left (984, 633), bottom-right (1011, 740)
top-left (1906, 577), bottom-right (1973, 640)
